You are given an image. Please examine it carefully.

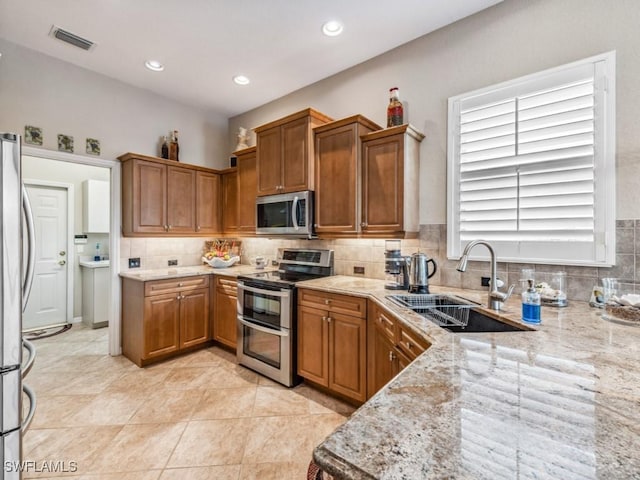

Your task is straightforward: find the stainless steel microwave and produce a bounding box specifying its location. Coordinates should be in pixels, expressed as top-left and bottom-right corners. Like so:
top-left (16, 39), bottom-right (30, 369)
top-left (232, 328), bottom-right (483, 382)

top-left (256, 191), bottom-right (314, 238)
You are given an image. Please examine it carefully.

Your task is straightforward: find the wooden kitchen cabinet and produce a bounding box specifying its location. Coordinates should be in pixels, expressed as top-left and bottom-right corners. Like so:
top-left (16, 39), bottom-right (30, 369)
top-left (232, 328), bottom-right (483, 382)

top-left (122, 275), bottom-right (211, 366)
top-left (220, 168), bottom-right (238, 233)
top-left (298, 288), bottom-right (367, 403)
top-left (119, 152), bottom-right (222, 236)
top-left (313, 115), bottom-right (381, 235)
top-left (367, 300), bottom-right (429, 398)
top-left (255, 108), bottom-right (332, 196)
top-left (166, 165), bottom-right (196, 233)
top-left (360, 124), bottom-right (425, 237)
top-left (213, 276), bottom-right (238, 350)
top-left (236, 146), bottom-right (257, 233)
top-left (195, 171), bottom-right (221, 234)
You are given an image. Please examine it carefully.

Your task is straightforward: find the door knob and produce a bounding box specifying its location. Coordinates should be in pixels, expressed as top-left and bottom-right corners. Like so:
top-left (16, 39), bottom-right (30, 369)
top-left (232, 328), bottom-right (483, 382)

top-left (59, 251), bottom-right (66, 256)
top-left (58, 260), bottom-right (66, 266)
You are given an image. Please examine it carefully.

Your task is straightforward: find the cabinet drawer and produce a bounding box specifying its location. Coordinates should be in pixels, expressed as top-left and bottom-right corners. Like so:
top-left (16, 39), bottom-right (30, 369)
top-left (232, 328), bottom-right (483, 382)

top-left (397, 325), bottom-right (430, 361)
top-left (144, 275), bottom-right (209, 296)
top-left (299, 289), bottom-right (366, 318)
top-left (215, 276), bottom-right (237, 294)
top-left (370, 303), bottom-right (396, 342)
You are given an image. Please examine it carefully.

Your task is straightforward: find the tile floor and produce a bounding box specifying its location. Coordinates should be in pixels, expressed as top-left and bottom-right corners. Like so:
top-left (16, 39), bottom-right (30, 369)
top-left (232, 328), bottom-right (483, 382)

top-left (23, 325), bottom-right (354, 479)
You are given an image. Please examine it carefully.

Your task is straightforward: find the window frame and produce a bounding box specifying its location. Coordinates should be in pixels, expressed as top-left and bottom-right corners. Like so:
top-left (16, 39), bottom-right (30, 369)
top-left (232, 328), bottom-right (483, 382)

top-left (447, 51), bottom-right (616, 267)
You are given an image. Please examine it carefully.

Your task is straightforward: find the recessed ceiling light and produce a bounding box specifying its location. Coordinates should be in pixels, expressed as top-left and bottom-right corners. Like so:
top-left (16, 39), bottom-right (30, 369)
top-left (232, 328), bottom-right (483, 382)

top-left (144, 60), bottom-right (164, 72)
top-left (322, 20), bottom-right (343, 37)
top-left (233, 75), bottom-right (250, 86)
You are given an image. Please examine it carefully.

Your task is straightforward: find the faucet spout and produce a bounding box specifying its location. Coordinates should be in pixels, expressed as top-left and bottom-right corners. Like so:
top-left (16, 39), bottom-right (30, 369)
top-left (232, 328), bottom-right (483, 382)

top-left (456, 240), bottom-right (514, 311)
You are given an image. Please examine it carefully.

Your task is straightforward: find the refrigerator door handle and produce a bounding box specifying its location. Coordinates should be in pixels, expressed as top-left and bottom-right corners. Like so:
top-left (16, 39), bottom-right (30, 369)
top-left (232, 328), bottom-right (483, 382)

top-left (22, 339), bottom-right (36, 378)
top-left (21, 383), bottom-right (36, 433)
top-left (22, 186), bottom-right (36, 312)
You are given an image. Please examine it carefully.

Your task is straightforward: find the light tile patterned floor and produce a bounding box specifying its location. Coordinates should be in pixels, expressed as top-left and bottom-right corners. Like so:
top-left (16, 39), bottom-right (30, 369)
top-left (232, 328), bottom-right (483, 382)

top-left (23, 325), bottom-right (354, 479)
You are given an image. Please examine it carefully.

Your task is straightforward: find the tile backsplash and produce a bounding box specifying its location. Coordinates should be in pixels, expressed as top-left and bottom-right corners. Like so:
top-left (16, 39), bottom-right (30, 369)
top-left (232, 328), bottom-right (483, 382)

top-left (119, 220), bottom-right (638, 302)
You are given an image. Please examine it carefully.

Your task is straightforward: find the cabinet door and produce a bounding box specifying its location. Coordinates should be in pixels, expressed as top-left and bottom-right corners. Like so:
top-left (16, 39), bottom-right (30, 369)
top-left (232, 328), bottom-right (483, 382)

top-left (297, 305), bottom-right (329, 387)
top-left (256, 126), bottom-right (282, 196)
top-left (180, 287), bottom-right (210, 349)
top-left (133, 159), bottom-right (167, 233)
top-left (143, 292), bottom-right (180, 359)
top-left (196, 171), bottom-right (221, 234)
top-left (314, 125), bottom-right (358, 234)
top-left (237, 150), bottom-right (257, 232)
top-left (367, 325), bottom-right (398, 398)
top-left (281, 117), bottom-right (310, 192)
top-left (214, 283), bottom-right (238, 349)
top-left (167, 166), bottom-right (196, 233)
top-left (361, 134), bottom-right (404, 233)
top-left (221, 170), bottom-right (238, 233)
top-left (329, 312), bottom-right (367, 402)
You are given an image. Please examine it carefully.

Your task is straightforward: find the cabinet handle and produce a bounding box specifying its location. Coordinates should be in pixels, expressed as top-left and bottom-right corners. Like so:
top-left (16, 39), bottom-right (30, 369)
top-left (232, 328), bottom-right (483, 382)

top-left (360, 222), bottom-right (368, 228)
top-left (322, 316), bottom-right (327, 322)
top-left (164, 225), bottom-right (169, 231)
top-left (406, 341), bottom-right (413, 350)
top-left (389, 351), bottom-right (396, 362)
top-left (325, 299), bottom-right (331, 305)
top-left (178, 283), bottom-right (183, 287)
top-left (168, 225), bottom-right (172, 230)
top-left (327, 317), bottom-right (332, 323)
top-left (176, 295), bottom-right (181, 300)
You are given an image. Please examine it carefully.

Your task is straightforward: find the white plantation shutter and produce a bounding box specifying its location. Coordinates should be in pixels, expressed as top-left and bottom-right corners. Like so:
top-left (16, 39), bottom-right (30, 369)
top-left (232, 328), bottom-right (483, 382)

top-left (447, 52), bottom-right (616, 266)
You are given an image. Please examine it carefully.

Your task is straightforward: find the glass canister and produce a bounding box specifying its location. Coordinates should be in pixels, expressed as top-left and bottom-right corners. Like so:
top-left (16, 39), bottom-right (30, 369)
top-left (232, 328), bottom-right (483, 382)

top-left (538, 271), bottom-right (568, 307)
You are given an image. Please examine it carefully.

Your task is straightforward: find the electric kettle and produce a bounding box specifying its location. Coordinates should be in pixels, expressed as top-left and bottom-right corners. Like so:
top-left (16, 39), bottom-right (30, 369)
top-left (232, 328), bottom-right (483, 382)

top-left (408, 252), bottom-right (437, 293)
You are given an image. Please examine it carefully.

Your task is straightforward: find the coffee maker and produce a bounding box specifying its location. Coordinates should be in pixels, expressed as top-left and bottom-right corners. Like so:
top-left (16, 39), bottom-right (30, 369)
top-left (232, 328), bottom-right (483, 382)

top-left (384, 240), bottom-right (409, 290)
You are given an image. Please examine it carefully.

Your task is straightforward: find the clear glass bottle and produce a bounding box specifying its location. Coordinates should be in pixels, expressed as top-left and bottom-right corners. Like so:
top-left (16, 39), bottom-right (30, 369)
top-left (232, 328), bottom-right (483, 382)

top-left (522, 279), bottom-right (541, 324)
top-left (387, 87), bottom-right (404, 127)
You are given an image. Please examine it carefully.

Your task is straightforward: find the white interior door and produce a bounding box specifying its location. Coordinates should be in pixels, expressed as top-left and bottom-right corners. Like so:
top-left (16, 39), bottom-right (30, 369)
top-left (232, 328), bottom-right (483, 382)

top-left (23, 184), bottom-right (69, 331)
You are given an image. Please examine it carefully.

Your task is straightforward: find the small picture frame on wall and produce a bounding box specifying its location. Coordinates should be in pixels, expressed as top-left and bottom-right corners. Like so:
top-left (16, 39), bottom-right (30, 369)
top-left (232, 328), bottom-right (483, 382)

top-left (57, 134), bottom-right (74, 153)
top-left (86, 138), bottom-right (100, 155)
top-left (24, 125), bottom-right (43, 145)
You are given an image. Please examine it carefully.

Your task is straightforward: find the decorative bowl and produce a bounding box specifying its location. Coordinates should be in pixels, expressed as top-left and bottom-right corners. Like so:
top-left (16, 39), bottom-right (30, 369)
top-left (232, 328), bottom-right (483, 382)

top-left (202, 256), bottom-right (240, 268)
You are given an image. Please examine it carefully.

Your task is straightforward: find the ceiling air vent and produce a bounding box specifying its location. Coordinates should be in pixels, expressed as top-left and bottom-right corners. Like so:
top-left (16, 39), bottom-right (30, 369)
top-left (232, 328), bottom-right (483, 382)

top-left (49, 25), bottom-right (95, 51)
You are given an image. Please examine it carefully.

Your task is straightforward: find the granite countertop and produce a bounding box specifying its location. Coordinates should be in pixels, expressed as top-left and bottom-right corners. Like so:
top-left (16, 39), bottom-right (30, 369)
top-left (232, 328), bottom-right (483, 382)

top-left (119, 264), bottom-right (275, 281)
top-left (298, 276), bottom-right (640, 479)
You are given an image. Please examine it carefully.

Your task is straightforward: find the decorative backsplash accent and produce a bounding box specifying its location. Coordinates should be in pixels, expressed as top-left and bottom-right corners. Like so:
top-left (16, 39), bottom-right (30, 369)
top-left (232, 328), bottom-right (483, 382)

top-left (119, 220), bottom-right (639, 302)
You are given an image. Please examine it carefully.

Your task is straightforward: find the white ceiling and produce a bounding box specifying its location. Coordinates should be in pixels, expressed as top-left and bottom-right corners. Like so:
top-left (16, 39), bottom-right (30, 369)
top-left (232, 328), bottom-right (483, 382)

top-left (0, 0), bottom-right (502, 117)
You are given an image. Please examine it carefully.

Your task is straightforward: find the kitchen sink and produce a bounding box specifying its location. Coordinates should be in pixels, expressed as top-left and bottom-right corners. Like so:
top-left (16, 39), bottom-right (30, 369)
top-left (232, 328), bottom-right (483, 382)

top-left (386, 294), bottom-right (532, 333)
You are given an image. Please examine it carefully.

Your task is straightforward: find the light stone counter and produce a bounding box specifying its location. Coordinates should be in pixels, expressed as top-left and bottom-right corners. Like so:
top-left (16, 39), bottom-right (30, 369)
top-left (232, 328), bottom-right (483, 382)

top-left (298, 276), bottom-right (640, 479)
top-left (119, 264), bottom-right (275, 282)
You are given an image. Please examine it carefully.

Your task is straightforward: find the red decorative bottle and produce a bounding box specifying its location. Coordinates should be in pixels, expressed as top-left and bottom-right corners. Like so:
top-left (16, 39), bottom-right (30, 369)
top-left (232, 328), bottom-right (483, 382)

top-left (387, 87), bottom-right (404, 127)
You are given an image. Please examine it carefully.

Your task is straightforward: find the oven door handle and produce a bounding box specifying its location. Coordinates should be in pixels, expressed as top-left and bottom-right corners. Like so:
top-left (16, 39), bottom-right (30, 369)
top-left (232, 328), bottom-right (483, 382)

top-left (237, 316), bottom-right (289, 337)
top-left (238, 283), bottom-right (291, 298)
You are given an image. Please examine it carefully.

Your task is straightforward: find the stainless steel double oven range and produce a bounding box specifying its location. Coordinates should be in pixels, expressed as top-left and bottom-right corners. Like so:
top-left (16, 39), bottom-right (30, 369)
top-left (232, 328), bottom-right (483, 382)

top-left (236, 248), bottom-right (334, 387)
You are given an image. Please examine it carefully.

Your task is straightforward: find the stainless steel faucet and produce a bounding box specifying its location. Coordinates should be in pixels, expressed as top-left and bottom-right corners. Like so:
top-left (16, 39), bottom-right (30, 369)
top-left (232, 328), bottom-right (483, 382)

top-left (456, 240), bottom-right (515, 311)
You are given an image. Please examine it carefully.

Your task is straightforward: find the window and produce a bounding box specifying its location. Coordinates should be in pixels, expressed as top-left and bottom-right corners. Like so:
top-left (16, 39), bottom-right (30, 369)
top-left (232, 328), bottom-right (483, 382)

top-left (447, 52), bottom-right (616, 266)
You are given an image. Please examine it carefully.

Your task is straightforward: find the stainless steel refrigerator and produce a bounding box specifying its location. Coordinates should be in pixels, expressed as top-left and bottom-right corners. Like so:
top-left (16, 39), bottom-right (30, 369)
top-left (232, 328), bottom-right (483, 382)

top-left (1, 133), bottom-right (37, 479)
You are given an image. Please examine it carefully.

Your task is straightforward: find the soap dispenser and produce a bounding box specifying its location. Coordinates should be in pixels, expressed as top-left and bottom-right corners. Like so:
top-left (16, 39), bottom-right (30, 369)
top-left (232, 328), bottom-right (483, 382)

top-left (522, 279), bottom-right (541, 324)
top-left (94, 242), bottom-right (101, 261)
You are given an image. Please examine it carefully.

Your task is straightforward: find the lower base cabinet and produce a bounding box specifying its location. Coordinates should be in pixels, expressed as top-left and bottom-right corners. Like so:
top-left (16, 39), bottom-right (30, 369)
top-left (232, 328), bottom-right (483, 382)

top-left (297, 289), bottom-right (367, 403)
top-left (367, 300), bottom-right (430, 398)
top-left (213, 276), bottom-right (238, 350)
top-left (122, 275), bottom-right (210, 366)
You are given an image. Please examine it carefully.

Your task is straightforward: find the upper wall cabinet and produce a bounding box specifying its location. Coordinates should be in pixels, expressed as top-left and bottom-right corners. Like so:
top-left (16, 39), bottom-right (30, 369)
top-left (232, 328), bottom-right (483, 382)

top-left (119, 153), bottom-right (222, 237)
top-left (235, 146), bottom-right (258, 233)
top-left (360, 125), bottom-right (425, 237)
top-left (83, 179), bottom-right (110, 233)
top-left (254, 108), bottom-right (332, 196)
top-left (313, 115), bottom-right (381, 235)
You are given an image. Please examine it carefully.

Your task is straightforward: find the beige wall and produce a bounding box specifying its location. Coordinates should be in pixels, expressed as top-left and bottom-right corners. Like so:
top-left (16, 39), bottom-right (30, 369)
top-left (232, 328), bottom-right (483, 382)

top-left (229, 0), bottom-right (640, 223)
top-left (0, 38), bottom-right (229, 168)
